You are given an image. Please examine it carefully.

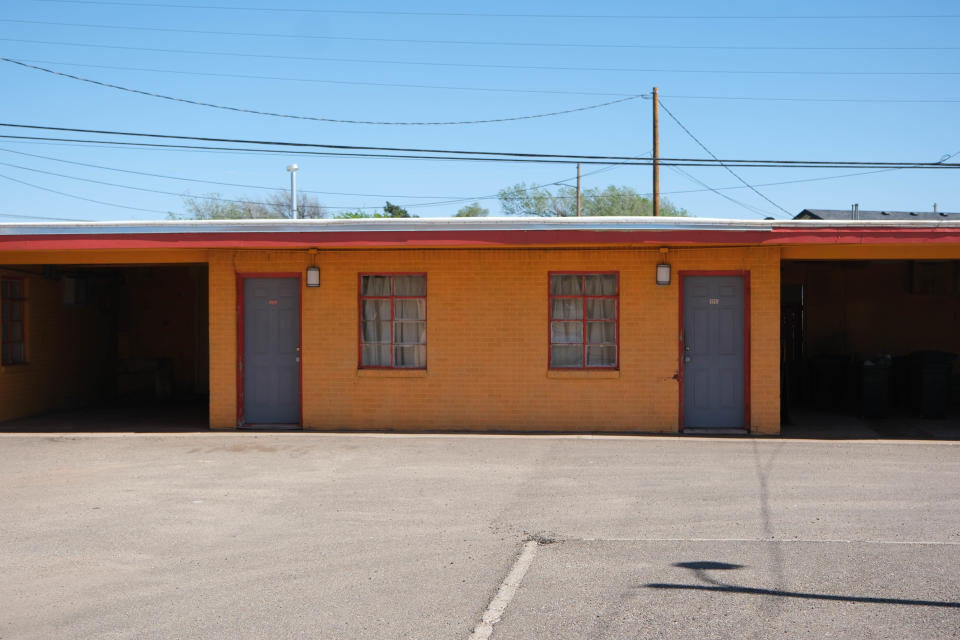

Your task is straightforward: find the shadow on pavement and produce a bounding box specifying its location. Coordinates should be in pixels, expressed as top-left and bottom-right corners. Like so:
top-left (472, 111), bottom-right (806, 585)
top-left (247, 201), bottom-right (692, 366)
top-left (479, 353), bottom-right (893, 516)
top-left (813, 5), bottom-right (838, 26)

top-left (644, 560), bottom-right (960, 609)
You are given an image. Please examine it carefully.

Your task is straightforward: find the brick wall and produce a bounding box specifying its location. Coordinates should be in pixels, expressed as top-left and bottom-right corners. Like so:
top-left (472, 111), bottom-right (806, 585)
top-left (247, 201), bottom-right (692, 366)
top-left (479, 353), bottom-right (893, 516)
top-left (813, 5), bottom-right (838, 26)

top-left (0, 245), bottom-right (781, 432)
top-left (209, 246), bottom-right (781, 434)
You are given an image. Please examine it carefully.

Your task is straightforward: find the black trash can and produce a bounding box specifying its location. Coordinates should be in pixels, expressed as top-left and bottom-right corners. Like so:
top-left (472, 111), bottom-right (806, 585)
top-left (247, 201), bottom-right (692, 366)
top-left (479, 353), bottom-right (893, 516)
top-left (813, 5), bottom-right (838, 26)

top-left (808, 355), bottom-right (850, 410)
top-left (907, 351), bottom-right (957, 418)
top-left (860, 357), bottom-right (891, 418)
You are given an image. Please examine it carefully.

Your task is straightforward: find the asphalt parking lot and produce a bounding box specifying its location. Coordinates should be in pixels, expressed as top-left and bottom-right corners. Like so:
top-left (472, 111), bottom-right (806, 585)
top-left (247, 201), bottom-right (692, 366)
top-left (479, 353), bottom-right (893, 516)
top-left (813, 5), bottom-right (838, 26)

top-left (1, 432), bottom-right (958, 639)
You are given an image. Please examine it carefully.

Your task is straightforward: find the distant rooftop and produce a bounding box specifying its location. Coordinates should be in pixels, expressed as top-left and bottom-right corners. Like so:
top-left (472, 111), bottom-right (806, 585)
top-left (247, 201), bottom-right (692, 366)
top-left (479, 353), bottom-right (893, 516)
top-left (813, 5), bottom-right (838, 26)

top-left (795, 208), bottom-right (957, 221)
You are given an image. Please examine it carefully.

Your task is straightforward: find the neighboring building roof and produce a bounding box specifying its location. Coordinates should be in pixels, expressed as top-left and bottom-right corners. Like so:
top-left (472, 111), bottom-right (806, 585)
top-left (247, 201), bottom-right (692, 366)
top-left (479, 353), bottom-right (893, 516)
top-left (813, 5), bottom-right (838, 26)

top-left (795, 208), bottom-right (958, 221)
top-left (2, 216), bottom-right (960, 251)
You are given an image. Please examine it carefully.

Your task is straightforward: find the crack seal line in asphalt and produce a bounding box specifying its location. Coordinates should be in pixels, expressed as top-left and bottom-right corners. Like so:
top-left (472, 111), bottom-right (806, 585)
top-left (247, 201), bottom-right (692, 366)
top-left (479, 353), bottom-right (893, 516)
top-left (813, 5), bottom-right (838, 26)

top-left (572, 537), bottom-right (960, 545)
top-left (468, 539), bottom-right (539, 640)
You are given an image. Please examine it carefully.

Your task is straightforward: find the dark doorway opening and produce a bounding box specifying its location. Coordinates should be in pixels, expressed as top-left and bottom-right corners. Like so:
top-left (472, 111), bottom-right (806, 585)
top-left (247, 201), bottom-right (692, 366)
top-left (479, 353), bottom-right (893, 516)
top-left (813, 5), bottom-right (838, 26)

top-left (0, 264), bottom-right (209, 431)
top-left (781, 260), bottom-right (960, 439)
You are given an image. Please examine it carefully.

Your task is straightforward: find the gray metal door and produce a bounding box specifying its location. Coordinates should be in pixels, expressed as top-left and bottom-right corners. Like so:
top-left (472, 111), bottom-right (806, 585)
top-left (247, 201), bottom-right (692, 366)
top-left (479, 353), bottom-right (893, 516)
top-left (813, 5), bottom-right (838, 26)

top-left (682, 276), bottom-right (746, 428)
top-left (242, 278), bottom-right (300, 426)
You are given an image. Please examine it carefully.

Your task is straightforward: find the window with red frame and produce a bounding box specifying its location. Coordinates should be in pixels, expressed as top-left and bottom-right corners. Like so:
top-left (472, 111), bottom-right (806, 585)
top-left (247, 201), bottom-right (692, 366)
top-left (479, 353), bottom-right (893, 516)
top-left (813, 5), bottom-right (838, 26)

top-left (1, 278), bottom-right (26, 365)
top-left (549, 273), bottom-right (618, 368)
top-left (359, 274), bottom-right (426, 368)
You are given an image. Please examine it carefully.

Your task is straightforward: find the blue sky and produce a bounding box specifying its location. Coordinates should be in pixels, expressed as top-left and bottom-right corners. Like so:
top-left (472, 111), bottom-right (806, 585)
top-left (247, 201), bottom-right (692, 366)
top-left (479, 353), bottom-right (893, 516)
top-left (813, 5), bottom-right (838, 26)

top-left (1, 0), bottom-right (958, 221)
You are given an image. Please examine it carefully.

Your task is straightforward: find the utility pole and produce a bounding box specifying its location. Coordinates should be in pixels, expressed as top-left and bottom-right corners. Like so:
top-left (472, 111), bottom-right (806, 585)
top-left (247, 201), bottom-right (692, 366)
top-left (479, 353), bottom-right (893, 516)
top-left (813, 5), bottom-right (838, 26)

top-left (652, 86), bottom-right (660, 217)
top-left (576, 163), bottom-right (582, 216)
top-left (286, 164), bottom-right (299, 219)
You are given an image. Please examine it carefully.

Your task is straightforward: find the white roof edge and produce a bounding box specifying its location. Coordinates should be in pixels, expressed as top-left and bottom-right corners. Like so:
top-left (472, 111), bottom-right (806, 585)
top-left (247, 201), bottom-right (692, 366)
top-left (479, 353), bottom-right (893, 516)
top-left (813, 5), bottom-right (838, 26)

top-left (1, 216), bottom-right (959, 236)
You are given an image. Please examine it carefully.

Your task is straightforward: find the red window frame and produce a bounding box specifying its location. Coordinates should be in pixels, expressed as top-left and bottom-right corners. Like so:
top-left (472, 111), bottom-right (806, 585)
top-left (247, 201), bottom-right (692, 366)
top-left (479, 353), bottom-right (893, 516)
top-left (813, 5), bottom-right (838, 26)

top-left (1, 277), bottom-right (27, 366)
top-left (358, 273), bottom-right (427, 369)
top-left (548, 271), bottom-right (619, 370)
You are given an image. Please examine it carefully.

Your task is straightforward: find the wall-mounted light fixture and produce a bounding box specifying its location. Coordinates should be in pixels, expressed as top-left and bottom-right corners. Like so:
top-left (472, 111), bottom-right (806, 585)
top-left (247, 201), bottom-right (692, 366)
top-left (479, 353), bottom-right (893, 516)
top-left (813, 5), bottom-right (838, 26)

top-left (656, 247), bottom-right (671, 286)
top-left (306, 266), bottom-right (320, 287)
top-left (656, 262), bottom-right (671, 286)
top-left (305, 248), bottom-right (320, 287)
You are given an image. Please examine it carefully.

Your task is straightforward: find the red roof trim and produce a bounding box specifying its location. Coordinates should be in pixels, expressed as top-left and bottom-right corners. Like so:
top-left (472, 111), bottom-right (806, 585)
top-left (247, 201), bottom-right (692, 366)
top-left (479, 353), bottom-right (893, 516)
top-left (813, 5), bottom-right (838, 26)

top-left (1, 227), bottom-right (960, 251)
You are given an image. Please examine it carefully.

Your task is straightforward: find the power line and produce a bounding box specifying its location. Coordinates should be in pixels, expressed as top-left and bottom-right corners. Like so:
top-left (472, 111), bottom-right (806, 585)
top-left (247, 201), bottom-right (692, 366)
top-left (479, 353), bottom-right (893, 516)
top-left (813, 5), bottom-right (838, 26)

top-left (10, 58), bottom-right (635, 98)
top-left (29, 1), bottom-right (960, 20)
top-left (668, 166), bottom-right (775, 218)
top-left (5, 18), bottom-right (959, 51)
top-left (0, 158), bottom-right (349, 208)
top-left (664, 94), bottom-right (960, 104)
top-left (0, 59), bottom-right (644, 126)
top-left (0, 133), bottom-right (674, 165)
top-left (4, 139), bottom-right (953, 218)
top-left (0, 147), bottom-right (628, 212)
top-left (2, 123), bottom-right (958, 170)
top-left (0, 143), bottom-right (791, 209)
top-left (0, 171), bottom-right (171, 214)
top-left (4, 40), bottom-right (960, 76)
top-left (14, 59), bottom-right (960, 104)
top-left (658, 100), bottom-right (792, 216)
top-left (0, 145), bottom-right (674, 210)
top-left (4, 140), bottom-right (957, 218)
top-left (0, 158), bottom-right (496, 211)
top-left (0, 147), bottom-right (648, 212)
top-left (0, 211), bottom-right (93, 222)
top-left (661, 150), bottom-right (960, 197)
top-left (4, 136), bottom-right (951, 205)
top-left (0, 133), bottom-right (672, 166)
top-left (0, 157), bottom-right (659, 219)
top-left (5, 133), bottom-right (960, 171)
top-left (0, 123), bottom-right (657, 161)
top-left (0, 146), bottom-right (470, 199)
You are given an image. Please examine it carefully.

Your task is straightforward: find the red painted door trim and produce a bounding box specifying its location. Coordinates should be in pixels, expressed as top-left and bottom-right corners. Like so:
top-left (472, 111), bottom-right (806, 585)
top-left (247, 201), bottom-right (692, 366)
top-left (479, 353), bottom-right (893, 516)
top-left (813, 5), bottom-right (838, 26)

top-left (236, 272), bottom-right (303, 428)
top-left (677, 271), bottom-right (751, 432)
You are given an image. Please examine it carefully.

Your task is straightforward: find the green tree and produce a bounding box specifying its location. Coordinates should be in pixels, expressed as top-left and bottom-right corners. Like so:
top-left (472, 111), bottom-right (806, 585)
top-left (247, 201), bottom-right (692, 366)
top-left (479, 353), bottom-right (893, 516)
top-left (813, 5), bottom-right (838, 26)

top-left (383, 201), bottom-right (413, 218)
top-left (498, 182), bottom-right (574, 217)
top-left (331, 201), bottom-right (419, 219)
top-left (173, 192), bottom-right (326, 219)
top-left (454, 202), bottom-right (490, 217)
top-left (331, 210), bottom-right (390, 219)
top-left (497, 183), bottom-right (687, 217)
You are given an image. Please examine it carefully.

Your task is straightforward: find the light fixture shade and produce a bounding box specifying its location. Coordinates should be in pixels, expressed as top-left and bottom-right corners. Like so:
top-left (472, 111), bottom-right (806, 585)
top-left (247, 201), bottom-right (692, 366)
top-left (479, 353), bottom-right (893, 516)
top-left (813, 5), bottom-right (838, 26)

top-left (656, 263), bottom-right (671, 286)
top-left (306, 266), bottom-right (321, 287)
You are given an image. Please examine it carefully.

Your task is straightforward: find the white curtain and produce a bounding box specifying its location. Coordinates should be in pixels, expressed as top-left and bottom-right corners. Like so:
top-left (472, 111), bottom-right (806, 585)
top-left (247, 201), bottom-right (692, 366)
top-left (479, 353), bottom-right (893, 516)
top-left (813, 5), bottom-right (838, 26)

top-left (549, 274), bottom-right (617, 368)
top-left (360, 275), bottom-right (426, 368)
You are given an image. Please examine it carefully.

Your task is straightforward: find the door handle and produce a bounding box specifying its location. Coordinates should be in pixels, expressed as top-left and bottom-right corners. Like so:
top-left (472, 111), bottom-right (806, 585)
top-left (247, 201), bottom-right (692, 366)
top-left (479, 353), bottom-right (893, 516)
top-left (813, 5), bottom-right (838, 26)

top-left (684, 356), bottom-right (692, 363)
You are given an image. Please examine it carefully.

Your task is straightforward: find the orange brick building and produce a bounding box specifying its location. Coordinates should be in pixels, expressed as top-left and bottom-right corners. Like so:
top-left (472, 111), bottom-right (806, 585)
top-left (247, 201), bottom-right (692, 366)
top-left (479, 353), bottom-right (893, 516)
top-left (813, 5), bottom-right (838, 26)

top-left (2, 217), bottom-right (959, 434)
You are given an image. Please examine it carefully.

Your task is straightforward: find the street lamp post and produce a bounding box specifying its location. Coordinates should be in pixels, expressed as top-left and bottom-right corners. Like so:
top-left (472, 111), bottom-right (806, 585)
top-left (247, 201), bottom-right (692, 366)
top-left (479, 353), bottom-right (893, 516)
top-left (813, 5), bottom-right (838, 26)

top-left (285, 164), bottom-right (299, 219)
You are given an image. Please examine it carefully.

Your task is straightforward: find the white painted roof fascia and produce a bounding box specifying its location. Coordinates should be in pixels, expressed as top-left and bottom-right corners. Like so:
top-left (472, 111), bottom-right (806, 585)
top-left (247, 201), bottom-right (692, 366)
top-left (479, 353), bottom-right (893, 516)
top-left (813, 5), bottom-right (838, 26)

top-left (1, 216), bottom-right (959, 236)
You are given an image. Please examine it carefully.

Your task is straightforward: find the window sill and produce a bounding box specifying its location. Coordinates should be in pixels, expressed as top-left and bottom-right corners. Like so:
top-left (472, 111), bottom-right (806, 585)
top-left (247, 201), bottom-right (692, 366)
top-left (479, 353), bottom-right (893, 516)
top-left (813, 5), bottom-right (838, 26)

top-left (547, 369), bottom-right (620, 379)
top-left (0, 363), bottom-right (31, 375)
top-left (357, 369), bottom-right (427, 378)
